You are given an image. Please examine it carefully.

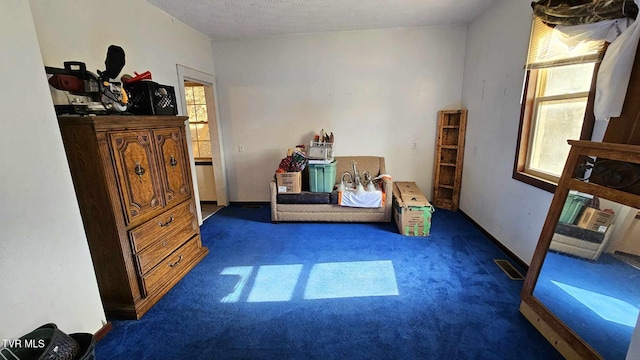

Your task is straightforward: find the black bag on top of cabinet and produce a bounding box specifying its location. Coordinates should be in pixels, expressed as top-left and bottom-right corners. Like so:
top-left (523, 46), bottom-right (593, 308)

top-left (125, 80), bottom-right (178, 115)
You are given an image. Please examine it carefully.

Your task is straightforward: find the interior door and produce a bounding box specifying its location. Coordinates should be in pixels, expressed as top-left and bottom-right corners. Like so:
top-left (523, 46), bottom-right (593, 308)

top-left (109, 130), bottom-right (163, 224)
top-left (153, 127), bottom-right (192, 208)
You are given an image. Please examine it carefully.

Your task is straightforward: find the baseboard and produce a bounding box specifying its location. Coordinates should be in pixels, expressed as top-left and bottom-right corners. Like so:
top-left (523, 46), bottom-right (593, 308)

top-left (459, 209), bottom-right (529, 272)
top-left (94, 322), bottom-right (112, 342)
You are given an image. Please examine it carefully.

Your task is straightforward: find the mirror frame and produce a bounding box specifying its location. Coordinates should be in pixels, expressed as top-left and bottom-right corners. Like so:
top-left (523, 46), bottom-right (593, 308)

top-left (520, 140), bottom-right (640, 360)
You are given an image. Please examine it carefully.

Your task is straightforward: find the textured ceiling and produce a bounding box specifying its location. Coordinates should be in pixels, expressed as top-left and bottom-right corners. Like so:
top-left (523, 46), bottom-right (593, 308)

top-left (146, 0), bottom-right (497, 40)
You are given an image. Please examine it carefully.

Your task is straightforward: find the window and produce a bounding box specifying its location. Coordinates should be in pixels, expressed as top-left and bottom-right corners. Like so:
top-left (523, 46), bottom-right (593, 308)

top-left (184, 82), bottom-right (212, 160)
top-left (513, 18), bottom-right (604, 192)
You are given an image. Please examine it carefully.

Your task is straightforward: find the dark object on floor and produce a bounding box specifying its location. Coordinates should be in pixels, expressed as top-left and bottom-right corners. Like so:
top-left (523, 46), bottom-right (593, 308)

top-left (3, 323), bottom-right (79, 360)
top-left (69, 333), bottom-right (96, 360)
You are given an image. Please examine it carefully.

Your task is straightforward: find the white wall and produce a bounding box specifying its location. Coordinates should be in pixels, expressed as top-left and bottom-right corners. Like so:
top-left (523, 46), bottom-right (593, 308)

top-left (460, 0), bottom-right (553, 264)
top-left (0, 0), bottom-right (216, 339)
top-left (0, 0), bottom-right (105, 338)
top-left (30, 0), bottom-right (215, 109)
top-left (212, 26), bottom-right (467, 201)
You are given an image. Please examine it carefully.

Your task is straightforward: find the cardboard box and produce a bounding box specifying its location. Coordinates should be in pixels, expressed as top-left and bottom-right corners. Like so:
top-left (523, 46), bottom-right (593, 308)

top-left (275, 172), bottom-right (302, 194)
top-left (577, 207), bottom-right (614, 233)
top-left (392, 182), bottom-right (435, 236)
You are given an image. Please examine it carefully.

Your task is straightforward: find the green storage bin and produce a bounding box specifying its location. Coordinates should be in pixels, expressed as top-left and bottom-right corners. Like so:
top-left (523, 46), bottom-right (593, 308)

top-left (308, 161), bottom-right (337, 193)
top-left (559, 192), bottom-right (589, 224)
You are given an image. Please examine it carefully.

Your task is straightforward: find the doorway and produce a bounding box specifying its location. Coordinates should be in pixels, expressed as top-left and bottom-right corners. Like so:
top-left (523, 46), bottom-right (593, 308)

top-left (176, 65), bottom-right (228, 224)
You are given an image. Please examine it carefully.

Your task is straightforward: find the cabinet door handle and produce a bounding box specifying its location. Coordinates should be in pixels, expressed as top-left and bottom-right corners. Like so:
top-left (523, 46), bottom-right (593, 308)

top-left (162, 240), bottom-right (168, 247)
top-left (159, 215), bottom-right (174, 227)
top-left (168, 255), bottom-right (183, 268)
top-left (170, 154), bottom-right (178, 169)
top-left (134, 161), bottom-right (145, 183)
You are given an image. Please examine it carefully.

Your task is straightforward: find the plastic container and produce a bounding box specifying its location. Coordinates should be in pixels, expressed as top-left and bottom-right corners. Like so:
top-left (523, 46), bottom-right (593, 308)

top-left (308, 160), bottom-right (337, 193)
top-left (308, 141), bottom-right (334, 161)
top-left (559, 192), bottom-right (589, 224)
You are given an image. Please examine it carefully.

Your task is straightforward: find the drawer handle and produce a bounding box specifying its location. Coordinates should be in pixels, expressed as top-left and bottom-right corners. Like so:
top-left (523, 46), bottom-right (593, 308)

top-left (162, 240), bottom-right (168, 247)
top-left (168, 255), bottom-right (183, 268)
top-left (159, 215), bottom-right (174, 227)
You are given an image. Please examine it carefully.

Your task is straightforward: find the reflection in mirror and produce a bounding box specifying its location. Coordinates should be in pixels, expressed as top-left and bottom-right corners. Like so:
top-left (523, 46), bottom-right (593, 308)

top-left (533, 190), bottom-right (640, 359)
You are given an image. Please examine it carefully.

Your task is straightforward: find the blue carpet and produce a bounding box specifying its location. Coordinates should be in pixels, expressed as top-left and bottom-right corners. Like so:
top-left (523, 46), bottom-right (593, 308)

top-left (534, 251), bottom-right (640, 360)
top-left (96, 205), bottom-right (562, 359)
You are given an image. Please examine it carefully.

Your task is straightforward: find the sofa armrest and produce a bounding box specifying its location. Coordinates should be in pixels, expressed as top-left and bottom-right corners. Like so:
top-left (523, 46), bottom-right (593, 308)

top-left (382, 177), bottom-right (393, 221)
top-left (269, 181), bottom-right (278, 222)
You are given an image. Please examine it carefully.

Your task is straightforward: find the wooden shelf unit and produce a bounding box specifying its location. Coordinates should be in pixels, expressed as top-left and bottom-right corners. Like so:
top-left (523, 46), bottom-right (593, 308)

top-left (433, 109), bottom-right (467, 210)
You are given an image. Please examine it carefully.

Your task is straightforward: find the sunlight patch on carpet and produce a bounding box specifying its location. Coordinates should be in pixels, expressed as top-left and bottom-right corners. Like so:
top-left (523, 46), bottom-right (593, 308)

top-left (304, 260), bottom-right (399, 300)
top-left (247, 264), bottom-right (303, 302)
top-left (220, 260), bottom-right (399, 303)
top-left (220, 266), bottom-right (253, 303)
top-left (552, 281), bottom-right (639, 327)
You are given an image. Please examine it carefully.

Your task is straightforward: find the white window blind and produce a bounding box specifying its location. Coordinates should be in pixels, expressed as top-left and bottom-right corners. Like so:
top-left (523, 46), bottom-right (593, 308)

top-left (526, 17), bottom-right (606, 69)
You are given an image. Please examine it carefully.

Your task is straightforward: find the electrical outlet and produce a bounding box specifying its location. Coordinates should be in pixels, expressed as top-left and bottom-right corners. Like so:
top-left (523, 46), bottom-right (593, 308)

top-left (473, 145), bottom-right (477, 155)
top-left (238, 144), bottom-right (245, 153)
top-left (412, 142), bottom-right (417, 150)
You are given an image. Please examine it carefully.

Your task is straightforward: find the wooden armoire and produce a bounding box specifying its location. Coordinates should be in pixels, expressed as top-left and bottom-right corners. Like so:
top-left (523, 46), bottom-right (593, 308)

top-left (58, 115), bottom-right (208, 319)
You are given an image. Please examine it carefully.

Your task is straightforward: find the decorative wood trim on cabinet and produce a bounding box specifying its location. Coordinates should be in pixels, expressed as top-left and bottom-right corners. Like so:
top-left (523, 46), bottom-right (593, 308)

top-left (58, 115), bottom-right (208, 319)
top-left (433, 110), bottom-right (467, 210)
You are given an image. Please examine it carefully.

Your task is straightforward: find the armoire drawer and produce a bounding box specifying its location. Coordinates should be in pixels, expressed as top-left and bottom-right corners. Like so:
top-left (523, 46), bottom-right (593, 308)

top-left (135, 220), bottom-right (197, 275)
top-left (129, 200), bottom-right (197, 253)
top-left (140, 235), bottom-right (203, 297)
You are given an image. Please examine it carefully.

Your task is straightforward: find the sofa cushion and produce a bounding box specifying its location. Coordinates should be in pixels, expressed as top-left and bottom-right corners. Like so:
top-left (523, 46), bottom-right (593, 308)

top-left (277, 192), bottom-right (331, 204)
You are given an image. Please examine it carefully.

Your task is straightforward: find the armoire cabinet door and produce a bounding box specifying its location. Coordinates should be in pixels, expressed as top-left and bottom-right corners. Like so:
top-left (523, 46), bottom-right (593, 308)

top-left (153, 127), bottom-right (192, 207)
top-left (109, 130), bottom-right (164, 224)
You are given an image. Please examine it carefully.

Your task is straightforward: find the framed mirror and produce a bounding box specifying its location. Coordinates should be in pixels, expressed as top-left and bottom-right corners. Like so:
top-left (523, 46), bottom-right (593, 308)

top-left (520, 140), bottom-right (640, 359)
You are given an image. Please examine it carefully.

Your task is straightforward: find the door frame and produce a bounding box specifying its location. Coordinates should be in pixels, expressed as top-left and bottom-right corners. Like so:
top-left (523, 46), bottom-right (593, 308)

top-left (176, 65), bottom-right (228, 224)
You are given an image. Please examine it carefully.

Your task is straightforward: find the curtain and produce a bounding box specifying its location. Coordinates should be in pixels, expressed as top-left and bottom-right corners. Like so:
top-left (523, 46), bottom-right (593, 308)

top-left (531, 0), bottom-right (638, 26)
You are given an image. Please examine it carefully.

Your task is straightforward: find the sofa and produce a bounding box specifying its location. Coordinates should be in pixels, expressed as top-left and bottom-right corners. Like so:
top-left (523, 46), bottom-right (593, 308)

top-left (269, 156), bottom-right (392, 222)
